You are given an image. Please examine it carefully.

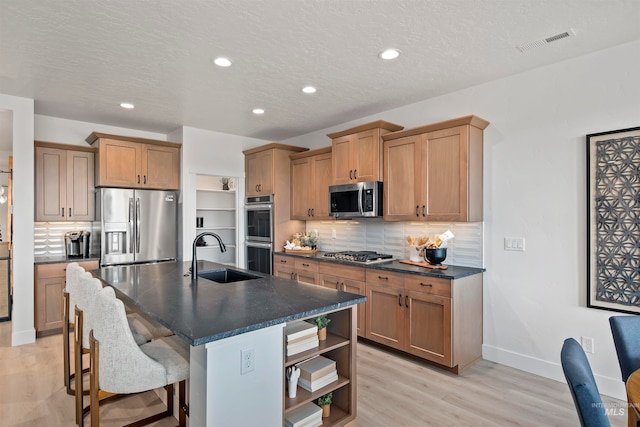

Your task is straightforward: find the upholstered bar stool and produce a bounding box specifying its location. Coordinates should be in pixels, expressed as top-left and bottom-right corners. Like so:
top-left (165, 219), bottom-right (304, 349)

top-left (609, 316), bottom-right (640, 427)
top-left (89, 286), bottom-right (189, 427)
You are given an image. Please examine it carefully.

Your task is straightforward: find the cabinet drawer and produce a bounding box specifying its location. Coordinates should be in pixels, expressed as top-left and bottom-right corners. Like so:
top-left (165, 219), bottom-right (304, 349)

top-left (294, 258), bottom-right (318, 273)
top-left (318, 261), bottom-right (365, 281)
top-left (35, 263), bottom-right (67, 279)
top-left (404, 274), bottom-right (451, 298)
top-left (274, 255), bottom-right (291, 266)
top-left (365, 270), bottom-right (404, 289)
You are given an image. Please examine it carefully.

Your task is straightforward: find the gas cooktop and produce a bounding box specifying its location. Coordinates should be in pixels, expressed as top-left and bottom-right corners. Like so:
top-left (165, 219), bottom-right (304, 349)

top-left (323, 251), bottom-right (393, 263)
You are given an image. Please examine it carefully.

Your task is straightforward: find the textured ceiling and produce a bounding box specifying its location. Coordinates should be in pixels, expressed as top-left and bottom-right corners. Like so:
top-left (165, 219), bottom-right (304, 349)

top-left (0, 0), bottom-right (639, 146)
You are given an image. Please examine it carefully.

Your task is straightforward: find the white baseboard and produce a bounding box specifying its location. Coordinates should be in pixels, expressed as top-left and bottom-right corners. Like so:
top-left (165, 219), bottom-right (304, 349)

top-left (483, 344), bottom-right (626, 401)
top-left (12, 328), bottom-right (36, 346)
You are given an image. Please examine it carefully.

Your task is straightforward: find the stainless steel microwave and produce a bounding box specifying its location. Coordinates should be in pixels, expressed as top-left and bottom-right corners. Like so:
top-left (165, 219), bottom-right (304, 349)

top-left (329, 181), bottom-right (383, 218)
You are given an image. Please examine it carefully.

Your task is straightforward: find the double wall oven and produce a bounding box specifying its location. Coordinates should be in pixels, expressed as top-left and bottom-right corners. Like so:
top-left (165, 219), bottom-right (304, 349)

top-left (245, 195), bottom-right (273, 274)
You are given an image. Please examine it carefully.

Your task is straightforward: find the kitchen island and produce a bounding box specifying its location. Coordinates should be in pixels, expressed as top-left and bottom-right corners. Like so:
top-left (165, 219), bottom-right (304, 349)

top-left (92, 260), bottom-right (365, 426)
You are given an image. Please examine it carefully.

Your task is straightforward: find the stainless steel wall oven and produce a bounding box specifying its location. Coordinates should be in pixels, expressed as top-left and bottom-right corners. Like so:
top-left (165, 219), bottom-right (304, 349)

top-left (245, 195), bottom-right (273, 274)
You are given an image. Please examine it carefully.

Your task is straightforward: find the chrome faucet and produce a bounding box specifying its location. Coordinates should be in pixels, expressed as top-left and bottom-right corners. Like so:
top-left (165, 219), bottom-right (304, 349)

top-left (191, 232), bottom-right (227, 280)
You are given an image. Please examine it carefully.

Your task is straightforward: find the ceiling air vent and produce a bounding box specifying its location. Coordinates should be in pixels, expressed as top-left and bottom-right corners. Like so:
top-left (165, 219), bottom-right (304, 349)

top-left (517, 29), bottom-right (576, 53)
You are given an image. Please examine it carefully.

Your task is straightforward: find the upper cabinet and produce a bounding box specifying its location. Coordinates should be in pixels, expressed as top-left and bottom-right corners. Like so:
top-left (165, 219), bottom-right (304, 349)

top-left (244, 143), bottom-right (308, 198)
top-left (86, 132), bottom-right (181, 190)
top-left (35, 142), bottom-right (95, 222)
top-left (328, 120), bottom-right (403, 185)
top-left (290, 147), bottom-right (332, 220)
top-left (383, 115), bottom-right (489, 222)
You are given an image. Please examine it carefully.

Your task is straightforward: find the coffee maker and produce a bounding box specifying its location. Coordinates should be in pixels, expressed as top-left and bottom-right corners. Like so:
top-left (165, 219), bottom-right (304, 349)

top-left (65, 231), bottom-right (90, 258)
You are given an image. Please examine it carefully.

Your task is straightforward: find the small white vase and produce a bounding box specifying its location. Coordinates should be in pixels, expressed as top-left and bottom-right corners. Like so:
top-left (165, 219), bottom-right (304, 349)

top-left (409, 246), bottom-right (423, 262)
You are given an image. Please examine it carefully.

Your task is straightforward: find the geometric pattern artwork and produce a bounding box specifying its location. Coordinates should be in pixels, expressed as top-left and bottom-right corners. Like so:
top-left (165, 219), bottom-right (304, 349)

top-left (588, 127), bottom-right (640, 313)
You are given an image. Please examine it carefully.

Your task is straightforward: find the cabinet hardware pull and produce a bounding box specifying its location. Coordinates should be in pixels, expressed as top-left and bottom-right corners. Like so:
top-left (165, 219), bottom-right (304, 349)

top-left (405, 295), bottom-right (409, 308)
top-left (336, 281), bottom-right (340, 288)
top-left (138, 175), bottom-right (140, 184)
top-left (342, 282), bottom-right (346, 291)
top-left (69, 208), bottom-right (72, 217)
top-left (259, 184), bottom-right (262, 192)
top-left (290, 272), bottom-right (294, 280)
top-left (398, 294), bottom-right (402, 306)
top-left (354, 169), bottom-right (357, 179)
top-left (61, 208), bottom-right (64, 217)
top-left (255, 184), bottom-right (259, 192)
top-left (311, 208), bottom-right (314, 216)
top-left (416, 205), bottom-right (419, 216)
top-left (378, 275), bottom-right (388, 280)
top-left (144, 175), bottom-right (147, 184)
top-left (422, 205), bottom-right (426, 216)
top-left (420, 282), bottom-right (433, 287)
top-left (302, 263), bottom-right (309, 267)
top-left (349, 170), bottom-right (353, 179)
top-left (280, 259), bottom-right (287, 263)
top-left (308, 208), bottom-right (311, 216)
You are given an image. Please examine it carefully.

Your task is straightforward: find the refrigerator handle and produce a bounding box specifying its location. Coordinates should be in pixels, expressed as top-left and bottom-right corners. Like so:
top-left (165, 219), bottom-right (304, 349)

top-left (136, 198), bottom-right (141, 253)
top-left (128, 198), bottom-right (134, 253)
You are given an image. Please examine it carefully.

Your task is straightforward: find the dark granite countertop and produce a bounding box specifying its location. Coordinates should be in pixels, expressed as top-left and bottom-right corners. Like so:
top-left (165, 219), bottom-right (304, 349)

top-left (275, 251), bottom-right (485, 280)
top-left (91, 260), bottom-right (366, 347)
top-left (34, 255), bottom-right (101, 265)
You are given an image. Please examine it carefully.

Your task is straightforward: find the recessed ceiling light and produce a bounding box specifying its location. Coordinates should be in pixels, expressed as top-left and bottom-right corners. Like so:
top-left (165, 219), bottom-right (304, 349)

top-left (302, 86), bottom-right (316, 94)
top-left (213, 57), bottom-right (232, 67)
top-left (120, 103), bottom-right (135, 109)
top-left (378, 48), bottom-right (401, 60)
top-left (252, 108), bottom-right (265, 115)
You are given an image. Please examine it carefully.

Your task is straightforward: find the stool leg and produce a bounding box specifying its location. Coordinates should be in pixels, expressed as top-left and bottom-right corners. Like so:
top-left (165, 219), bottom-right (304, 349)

top-left (74, 308), bottom-right (84, 426)
top-left (90, 332), bottom-right (100, 427)
top-left (179, 380), bottom-right (187, 427)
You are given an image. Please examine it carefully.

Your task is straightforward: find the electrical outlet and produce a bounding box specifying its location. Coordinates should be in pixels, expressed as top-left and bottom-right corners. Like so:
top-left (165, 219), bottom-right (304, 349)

top-left (240, 348), bottom-right (255, 375)
top-left (581, 337), bottom-right (595, 354)
top-left (332, 229), bottom-right (337, 239)
top-left (504, 237), bottom-right (525, 251)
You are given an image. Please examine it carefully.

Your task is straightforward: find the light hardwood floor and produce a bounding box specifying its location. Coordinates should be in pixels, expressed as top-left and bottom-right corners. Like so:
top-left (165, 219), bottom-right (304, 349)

top-left (0, 322), bottom-right (628, 426)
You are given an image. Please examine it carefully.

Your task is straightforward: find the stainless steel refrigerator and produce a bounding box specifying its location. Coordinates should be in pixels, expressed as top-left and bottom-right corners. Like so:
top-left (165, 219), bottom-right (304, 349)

top-left (97, 188), bottom-right (178, 266)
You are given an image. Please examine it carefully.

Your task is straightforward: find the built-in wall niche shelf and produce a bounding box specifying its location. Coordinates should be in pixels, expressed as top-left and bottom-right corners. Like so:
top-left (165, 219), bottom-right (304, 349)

top-left (195, 175), bottom-right (238, 267)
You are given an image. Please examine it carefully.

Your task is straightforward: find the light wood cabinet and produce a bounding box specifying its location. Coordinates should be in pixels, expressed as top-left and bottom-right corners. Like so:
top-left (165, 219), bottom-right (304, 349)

top-left (365, 269), bottom-right (482, 373)
top-left (328, 120), bottom-right (403, 185)
top-left (284, 306), bottom-right (357, 426)
top-left (290, 147), bottom-right (332, 220)
top-left (383, 115), bottom-right (489, 222)
top-left (243, 143), bottom-right (308, 249)
top-left (273, 254), bottom-right (318, 285)
top-left (86, 132), bottom-right (181, 190)
top-left (319, 261), bottom-right (366, 337)
top-left (34, 260), bottom-right (99, 336)
top-left (35, 142), bottom-right (95, 222)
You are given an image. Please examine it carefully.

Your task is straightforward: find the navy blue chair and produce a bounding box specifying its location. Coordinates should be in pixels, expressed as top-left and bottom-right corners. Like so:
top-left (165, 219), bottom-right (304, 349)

top-left (561, 338), bottom-right (611, 427)
top-left (609, 316), bottom-right (640, 382)
top-left (609, 316), bottom-right (640, 427)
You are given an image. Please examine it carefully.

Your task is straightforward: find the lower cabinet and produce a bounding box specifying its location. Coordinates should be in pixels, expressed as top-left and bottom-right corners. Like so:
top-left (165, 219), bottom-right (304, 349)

top-left (365, 269), bottom-right (482, 374)
top-left (273, 255), bottom-right (318, 285)
top-left (34, 260), bottom-right (99, 336)
top-left (319, 262), bottom-right (366, 337)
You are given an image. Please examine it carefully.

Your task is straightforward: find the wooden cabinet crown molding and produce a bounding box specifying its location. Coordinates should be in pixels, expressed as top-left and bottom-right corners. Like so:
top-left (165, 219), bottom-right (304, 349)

top-left (289, 145), bottom-right (332, 160)
top-left (34, 140), bottom-right (96, 153)
top-left (382, 115), bottom-right (489, 141)
top-left (85, 132), bottom-right (182, 149)
top-left (326, 120), bottom-right (404, 139)
top-left (242, 142), bottom-right (308, 156)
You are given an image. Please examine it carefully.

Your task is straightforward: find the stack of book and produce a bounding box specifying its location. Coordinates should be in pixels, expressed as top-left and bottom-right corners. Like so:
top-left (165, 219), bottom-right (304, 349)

top-left (285, 320), bottom-right (319, 356)
top-left (285, 402), bottom-right (322, 427)
top-left (296, 355), bottom-right (338, 392)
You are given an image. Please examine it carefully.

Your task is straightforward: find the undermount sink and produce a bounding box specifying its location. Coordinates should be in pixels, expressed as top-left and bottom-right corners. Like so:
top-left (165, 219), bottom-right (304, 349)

top-left (197, 268), bottom-right (262, 283)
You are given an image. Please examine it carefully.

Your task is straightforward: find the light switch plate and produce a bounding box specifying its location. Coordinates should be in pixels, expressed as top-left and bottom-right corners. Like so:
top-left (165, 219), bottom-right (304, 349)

top-left (504, 237), bottom-right (525, 251)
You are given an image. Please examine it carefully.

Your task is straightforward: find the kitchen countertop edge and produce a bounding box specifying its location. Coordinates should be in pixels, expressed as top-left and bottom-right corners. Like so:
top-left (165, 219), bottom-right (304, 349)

top-left (34, 255), bottom-right (101, 265)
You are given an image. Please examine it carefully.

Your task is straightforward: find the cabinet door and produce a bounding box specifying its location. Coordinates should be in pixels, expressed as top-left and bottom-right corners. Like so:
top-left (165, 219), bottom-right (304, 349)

top-left (97, 138), bottom-right (142, 187)
top-left (365, 282), bottom-right (404, 349)
top-left (273, 255), bottom-right (295, 280)
top-left (353, 129), bottom-right (381, 182)
top-left (258, 150), bottom-right (274, 195)
top-left (404, 290), bottom-right (452, 366)
top-left (343, 279), bottom-right (366, 337)
top-left (383, 136), bottom-right (423, 221)
top-left (66, 150), bottom-right (94, 220)
top-left (142, 144), bottom-right (180, 189)
top-left (424, 125), bottom-right (469, 221)
top-left (35, 276), bottom-right (64, 333)
top-left (290, 157), bottom-right (312, 219)
top-left (245, 153), bottom-right (259, 196)
top-left (311, 153), bottom-right (332, 219)
top-left (35, 147), bottom-right (66, 221)
top-left (332, 134), bottom-right (353, 185)
top-left (319, 273), bottom-right (341, 290)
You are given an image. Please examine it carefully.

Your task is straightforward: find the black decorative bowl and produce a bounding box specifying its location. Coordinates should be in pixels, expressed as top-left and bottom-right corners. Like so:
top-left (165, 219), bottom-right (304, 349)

top-left (424, 248), bottom-right (447, 265)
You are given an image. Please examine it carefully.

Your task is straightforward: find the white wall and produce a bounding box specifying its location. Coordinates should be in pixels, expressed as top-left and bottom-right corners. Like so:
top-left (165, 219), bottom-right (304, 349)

top-left (175, 126), bottom-right (269, 267)
top-left (0, 94), bottom-right (35, 346)
top-left (284, 40), bottom-right (640, 400)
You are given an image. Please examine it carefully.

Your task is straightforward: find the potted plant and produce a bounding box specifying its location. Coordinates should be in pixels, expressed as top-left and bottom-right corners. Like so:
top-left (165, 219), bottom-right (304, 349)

top-left (317, 392), bottom-right (332, 418)
top-left (314, 314), bottom-right (331, 341)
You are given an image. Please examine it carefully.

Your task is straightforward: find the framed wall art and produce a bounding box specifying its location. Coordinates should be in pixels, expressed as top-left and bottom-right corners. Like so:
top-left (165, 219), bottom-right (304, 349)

top-left (587, 126), bottom-right (640, 313)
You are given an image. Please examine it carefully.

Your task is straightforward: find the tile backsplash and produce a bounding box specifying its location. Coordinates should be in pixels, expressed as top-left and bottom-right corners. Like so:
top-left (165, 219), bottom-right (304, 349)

top-left (34, 222), bottom-right (99, 257)
top-left (306, 220), bottom-right (483, 268)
